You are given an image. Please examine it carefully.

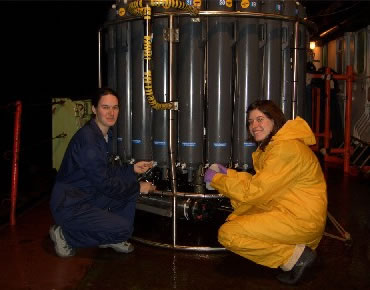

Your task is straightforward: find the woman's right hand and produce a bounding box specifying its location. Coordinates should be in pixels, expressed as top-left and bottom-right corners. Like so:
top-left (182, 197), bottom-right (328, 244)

top-left (139, 181), bottom-right (156, 194)
top-left (134, 161), bottom-right (153, 174)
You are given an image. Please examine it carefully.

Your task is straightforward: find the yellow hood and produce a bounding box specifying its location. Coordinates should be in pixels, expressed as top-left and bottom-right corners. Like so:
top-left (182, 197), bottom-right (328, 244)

top-left (272, 117), bottom-right (316, 146)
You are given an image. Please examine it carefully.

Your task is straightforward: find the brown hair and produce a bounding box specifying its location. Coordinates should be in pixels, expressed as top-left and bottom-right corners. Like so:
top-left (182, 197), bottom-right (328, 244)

top-left (91, 87), bottom-right (118, 108)
top-left (247, 100), bottom-right (287, 151)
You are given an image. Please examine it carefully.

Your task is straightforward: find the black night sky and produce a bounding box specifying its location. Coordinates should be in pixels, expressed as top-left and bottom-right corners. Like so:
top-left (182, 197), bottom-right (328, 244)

top-left (0, 1), bottom-right (114, 202)
top-left (0, 1), bottom-right (114, 102)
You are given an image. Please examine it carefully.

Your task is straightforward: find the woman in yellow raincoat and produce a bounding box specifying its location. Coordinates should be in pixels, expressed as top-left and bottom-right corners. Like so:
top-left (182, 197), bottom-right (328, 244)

top-left (204, 100), bottom-right (327, 284)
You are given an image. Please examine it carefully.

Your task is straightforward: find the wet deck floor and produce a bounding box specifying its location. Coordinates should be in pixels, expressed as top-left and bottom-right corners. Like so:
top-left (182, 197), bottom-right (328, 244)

top-left (1, 168), bottom-right (369, 290)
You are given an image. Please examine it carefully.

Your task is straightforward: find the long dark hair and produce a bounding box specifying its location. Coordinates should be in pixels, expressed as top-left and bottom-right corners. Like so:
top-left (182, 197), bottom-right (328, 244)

top-left (91, 87), bottom-right (118, 108)
top-left (247, 100), bottom-right (286, 151)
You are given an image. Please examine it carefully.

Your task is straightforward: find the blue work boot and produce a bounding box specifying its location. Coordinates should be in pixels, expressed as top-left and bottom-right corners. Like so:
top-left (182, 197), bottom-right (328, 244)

top-left (99, 241), bottom-right (134, 253)
top-left (276, 246), bottom-right (317, 285)
top-left (49, 225), bottom-right (76, 257)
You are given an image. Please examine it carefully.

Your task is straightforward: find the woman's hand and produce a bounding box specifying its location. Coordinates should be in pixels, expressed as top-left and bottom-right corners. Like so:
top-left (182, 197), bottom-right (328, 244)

top-left (210, 163), bottom-right (228, 174)
top-left (139, 181), bottom-right (156, 194)
top-left (134, 161), bottom-right (153, 174)
top-left (204, 168), bottom-right (217, 183)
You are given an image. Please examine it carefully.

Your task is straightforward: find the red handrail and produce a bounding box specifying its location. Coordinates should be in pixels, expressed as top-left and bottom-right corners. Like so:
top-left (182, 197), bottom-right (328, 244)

top-left (10, 101), bottom-right (22, 226)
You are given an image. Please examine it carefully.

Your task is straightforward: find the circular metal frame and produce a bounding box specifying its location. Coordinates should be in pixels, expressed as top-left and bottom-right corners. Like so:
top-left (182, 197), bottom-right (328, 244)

top-left (103, 10), bottom-right (315, 29)
top-left (131, 236), bottom-right (226, 252)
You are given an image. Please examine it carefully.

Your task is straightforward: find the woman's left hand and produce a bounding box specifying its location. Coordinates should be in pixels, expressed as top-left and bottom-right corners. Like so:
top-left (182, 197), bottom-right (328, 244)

top-left (134, 161), bottom-right (153, 174)
top-left (204, 168), bottom-right (217, 183)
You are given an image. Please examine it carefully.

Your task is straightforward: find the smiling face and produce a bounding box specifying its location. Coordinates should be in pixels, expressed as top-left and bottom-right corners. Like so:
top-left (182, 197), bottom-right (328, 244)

top-left (92, 93), bottom-right (119, 135)
top-left (248, 109), bottom-right (275, 142)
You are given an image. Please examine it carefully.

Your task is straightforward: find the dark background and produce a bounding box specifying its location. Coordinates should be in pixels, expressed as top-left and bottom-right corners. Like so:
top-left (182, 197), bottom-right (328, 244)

top-left (0, 1), bottom-right (114, 101)
top-left (0, 1), bottom-right (114, 217)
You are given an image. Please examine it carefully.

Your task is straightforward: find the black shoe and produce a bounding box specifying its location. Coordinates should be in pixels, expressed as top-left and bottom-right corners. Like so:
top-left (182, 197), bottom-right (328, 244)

top-left (276, 246), bottom-right (317, 285)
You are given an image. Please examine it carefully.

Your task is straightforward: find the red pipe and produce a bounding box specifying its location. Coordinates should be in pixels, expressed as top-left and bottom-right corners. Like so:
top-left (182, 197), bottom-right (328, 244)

top-left (311, 87), bottom-right (315, 133)
top-left (315, 87), bottom-right (321, 138)
top-left (311, 87), bottom-right (321, 152)
top-left (10, 101), bottom-right (22, 226)
top-left (344, 66), bottom-right (353, 174)
top-left (331, 148), bottom-right (345, 154)
top-left (333, 75), bottom-right (350, 81)
top-left (310, 73), bottom-right (324, 79)
top-left (324, 67), bottom-right (331, 150)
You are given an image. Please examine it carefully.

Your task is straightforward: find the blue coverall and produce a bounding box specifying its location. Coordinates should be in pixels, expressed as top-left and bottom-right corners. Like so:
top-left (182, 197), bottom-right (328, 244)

top-left (50, 119), bottom-right (139, 248)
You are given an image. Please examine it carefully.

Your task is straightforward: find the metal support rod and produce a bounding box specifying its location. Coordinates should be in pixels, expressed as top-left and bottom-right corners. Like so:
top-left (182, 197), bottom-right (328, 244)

top-left (292, 20), bottom-right (299, 119)
top-left (315, 87), bottom-right (321, 149)
top-left (344, 65), bottom-right (353, 174)
top-left (10, 101), bottom-right (22, 226)
top-left (98, 29), bottom-right (102, 88)
top-left (144, 4), bottom-right (152, 82)
top-left (168, 14), bottom-right (178, 248)
top-left (310, 87), bottom-right (321, 152)
top-left (324, 67), bottom-right (331, 150)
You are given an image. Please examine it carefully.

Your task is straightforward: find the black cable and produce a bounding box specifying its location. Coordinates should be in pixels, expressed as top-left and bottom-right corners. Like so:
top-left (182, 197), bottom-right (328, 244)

top-left (307, 1), bottom-right (361, 19)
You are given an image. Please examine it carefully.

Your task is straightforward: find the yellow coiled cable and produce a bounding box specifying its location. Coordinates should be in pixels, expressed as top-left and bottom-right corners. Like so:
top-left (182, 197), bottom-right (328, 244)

top-left (128, 0), bottom-right (198, 16)
top-left (128, 0), bottom-right (199, 110)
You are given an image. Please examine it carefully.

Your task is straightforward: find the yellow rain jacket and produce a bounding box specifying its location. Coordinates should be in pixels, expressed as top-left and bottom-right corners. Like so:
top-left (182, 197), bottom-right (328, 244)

top-left (211, 117), bottom-right (327, 268)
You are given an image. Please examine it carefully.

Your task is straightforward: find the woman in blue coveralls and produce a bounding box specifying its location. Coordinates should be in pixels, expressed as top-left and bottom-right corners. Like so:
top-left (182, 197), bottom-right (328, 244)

top-left (49, 88), bottom-right (155, 257)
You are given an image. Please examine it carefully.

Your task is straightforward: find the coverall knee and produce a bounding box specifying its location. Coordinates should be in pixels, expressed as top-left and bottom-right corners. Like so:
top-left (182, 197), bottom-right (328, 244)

top-left (58, 190), bottom-right (139, 248)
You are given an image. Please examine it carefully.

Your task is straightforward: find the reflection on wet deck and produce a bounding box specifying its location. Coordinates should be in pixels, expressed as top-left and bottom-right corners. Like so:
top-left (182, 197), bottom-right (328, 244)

top-left (1, 168), bottom-right (369, 290)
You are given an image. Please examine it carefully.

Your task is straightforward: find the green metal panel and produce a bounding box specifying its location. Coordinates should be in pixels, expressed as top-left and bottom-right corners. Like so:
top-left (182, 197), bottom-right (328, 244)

top-left (52, 98), bottom-right (92, 171)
